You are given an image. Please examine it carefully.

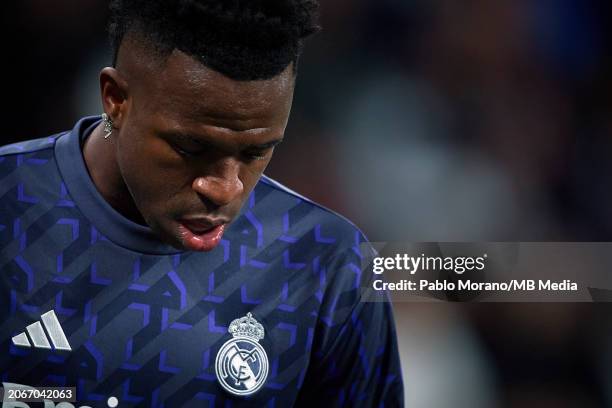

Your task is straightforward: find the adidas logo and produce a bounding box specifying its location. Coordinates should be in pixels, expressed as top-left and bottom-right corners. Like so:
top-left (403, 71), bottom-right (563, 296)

top-left (11, 310), bottom-right (72, 351)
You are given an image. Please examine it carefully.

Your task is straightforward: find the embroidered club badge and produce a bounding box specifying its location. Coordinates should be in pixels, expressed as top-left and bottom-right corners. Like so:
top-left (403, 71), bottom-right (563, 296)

top-left (215, 312), bottom-right (269, 396)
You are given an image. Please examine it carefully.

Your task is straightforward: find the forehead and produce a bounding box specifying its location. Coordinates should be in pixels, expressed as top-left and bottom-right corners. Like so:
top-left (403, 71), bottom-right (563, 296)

top-left (118, 38), bottom-right (295, 129)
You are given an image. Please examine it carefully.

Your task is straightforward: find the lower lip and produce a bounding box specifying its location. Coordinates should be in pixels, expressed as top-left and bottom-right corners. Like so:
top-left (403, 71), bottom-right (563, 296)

top-left (177, 223), bottom-right (226, 252)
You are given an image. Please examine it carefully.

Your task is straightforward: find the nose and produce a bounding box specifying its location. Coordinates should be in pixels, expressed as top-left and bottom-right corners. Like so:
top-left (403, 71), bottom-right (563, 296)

top-left (192, 159), bottom-right (244, 207)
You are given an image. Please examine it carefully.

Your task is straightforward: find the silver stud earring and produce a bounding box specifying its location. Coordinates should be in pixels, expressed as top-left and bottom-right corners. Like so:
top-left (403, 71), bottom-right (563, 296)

top-left (102, 113), bottom-right (114, 139)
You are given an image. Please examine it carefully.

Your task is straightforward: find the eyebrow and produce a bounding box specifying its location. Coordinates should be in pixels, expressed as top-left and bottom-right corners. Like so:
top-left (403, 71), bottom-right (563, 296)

top-left (168, 131), bottom-right (284, 151)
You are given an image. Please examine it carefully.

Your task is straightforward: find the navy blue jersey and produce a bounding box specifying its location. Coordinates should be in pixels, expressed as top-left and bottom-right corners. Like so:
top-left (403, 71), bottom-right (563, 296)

top-left (0, 117), bottom-right (403, 407)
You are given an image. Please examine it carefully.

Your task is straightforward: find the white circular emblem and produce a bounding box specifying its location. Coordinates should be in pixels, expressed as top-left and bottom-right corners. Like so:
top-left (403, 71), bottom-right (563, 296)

top-left (215, 313), bottom-right (269, 396)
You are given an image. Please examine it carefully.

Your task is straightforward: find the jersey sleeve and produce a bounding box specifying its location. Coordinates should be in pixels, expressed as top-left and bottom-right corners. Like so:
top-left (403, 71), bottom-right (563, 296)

top-left (295, 232), bottom-right (404, 407)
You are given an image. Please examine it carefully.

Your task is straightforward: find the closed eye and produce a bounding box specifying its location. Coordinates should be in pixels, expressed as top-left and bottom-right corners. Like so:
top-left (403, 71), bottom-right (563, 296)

top-left (164, 131), bottom-right (283, 161)
top-left (171, 142), bottom-right (202, 157)
top-left (242, 149), bottom-right (271, 162)
top-left (242, 139), bottom-right (283, 162)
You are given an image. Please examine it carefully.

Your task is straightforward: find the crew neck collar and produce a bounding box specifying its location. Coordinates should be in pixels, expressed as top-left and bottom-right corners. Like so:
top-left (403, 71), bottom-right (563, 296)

top-left (55, 116), bottom-right (182, 255)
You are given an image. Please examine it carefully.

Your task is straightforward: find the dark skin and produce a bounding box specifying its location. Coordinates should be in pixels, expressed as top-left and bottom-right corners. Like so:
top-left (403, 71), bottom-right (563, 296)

top-left (83, 33), bottom-right (295, 251)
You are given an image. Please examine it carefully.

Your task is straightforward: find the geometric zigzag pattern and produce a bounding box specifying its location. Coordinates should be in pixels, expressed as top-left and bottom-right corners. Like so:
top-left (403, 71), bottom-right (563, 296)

top-left (0, 132), bottom-right (403, 407)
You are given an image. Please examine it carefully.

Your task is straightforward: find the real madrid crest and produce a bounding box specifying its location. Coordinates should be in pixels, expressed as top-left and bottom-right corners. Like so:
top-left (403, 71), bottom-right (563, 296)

top-left (215, 312), bottom-right (269, 397)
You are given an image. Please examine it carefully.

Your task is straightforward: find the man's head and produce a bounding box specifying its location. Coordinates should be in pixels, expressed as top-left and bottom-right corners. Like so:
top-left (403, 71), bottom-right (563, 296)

top-left (97, 0), bottom-right (319, 251)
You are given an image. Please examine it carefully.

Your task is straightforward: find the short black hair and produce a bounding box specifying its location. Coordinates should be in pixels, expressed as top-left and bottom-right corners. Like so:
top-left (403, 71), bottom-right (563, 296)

top-left (108, 0), bottom-right (320, 80)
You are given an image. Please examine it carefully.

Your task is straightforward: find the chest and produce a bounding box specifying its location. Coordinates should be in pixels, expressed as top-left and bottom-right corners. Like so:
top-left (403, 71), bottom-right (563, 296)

top-left (1, 243), bottom-right (322, 407)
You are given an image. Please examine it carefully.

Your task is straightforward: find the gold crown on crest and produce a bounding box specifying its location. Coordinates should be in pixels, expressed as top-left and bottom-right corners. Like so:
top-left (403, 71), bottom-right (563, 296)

top-left (228, 312), bottom-right (265, 340)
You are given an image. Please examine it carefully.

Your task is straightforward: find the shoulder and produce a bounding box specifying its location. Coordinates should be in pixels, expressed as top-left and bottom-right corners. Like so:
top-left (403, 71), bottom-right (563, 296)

top-left (0, 134), bottom-right (66, 206)
top-left (255, 174), bottom-right (371, 255)
top-left (0, 134), bottom-right (62, 158)
top-left (252, 175), bottom-right (375, 300)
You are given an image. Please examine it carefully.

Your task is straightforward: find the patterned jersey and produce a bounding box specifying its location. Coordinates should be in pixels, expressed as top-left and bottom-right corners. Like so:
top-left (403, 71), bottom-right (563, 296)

top-left (0, 116), bottom-right (403, 407)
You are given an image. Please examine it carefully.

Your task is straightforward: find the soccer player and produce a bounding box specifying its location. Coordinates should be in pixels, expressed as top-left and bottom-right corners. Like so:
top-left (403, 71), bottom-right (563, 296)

top-left (0, 1), bottom-right (403, 406)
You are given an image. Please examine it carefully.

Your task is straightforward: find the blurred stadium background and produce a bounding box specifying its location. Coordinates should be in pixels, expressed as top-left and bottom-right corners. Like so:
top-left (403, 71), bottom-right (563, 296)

top-left (3, 1), bottom-right (612, 406)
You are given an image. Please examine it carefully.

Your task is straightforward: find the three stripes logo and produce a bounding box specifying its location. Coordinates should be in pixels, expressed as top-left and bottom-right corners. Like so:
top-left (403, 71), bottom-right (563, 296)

top-left (11, 310), bottom-right (72, 351)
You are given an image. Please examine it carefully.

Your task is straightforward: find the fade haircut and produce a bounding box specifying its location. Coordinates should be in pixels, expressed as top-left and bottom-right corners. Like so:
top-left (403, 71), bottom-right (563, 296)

top-left (108, 0), bottom-right (321, 80)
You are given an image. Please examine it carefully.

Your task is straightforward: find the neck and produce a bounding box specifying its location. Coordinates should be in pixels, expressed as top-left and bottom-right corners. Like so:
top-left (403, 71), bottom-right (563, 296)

top-left (83, 123), bottom-right (147, 225)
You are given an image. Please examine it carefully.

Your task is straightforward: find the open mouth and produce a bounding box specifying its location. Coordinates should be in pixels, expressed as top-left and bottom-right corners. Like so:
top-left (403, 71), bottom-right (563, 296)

top-left (178, 220), bottom-right (226, 252)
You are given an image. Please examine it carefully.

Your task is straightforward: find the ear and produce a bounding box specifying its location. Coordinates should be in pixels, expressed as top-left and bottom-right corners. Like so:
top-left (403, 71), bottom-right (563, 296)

top-left (99, 67), bottom-right (129, 128)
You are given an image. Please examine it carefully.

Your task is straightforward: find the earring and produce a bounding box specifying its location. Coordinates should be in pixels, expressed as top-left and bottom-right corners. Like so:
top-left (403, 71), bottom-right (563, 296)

top-left (102, 113), bottom-right (114, 139)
